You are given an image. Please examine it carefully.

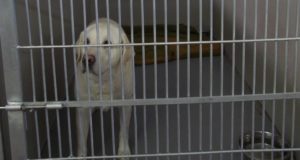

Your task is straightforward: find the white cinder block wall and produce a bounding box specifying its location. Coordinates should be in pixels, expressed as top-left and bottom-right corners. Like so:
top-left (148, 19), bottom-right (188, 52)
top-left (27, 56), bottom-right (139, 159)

top-left (213, 0), bottom-right (300, 158)
top-left (87, 0), bottom-right (211, 32)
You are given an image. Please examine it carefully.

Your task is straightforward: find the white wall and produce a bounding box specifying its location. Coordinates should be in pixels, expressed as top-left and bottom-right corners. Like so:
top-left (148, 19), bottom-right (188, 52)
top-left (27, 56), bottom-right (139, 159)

top-left (213, 0), bottom-right (300, 157)
top-left (87, 0), bottom-right (211, 32)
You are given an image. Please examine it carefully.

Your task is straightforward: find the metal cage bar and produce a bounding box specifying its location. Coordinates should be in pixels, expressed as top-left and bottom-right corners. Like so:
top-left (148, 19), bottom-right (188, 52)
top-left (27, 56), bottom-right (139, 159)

top-left (0, 0), bottom-right (27, 159)
top-left (0, 0), bottom-right (300, 159)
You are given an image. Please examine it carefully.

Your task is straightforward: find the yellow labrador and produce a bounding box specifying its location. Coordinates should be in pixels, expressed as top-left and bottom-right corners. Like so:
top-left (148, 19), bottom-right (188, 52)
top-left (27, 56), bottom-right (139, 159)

top-left (75, 18), bottom-right (134, 159)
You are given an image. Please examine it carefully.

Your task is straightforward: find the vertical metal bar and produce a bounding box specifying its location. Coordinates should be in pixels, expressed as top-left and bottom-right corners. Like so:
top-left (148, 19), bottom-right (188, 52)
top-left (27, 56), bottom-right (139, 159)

top-left (209, 0), bottom-right (213, 97)
top-left (129, 0), bottom-right (138, 158)
top-left (95, 1), bottom-right (102, 101)
top-left (34, 111), bottom-right (41, 158)
top-left (291, 1), bottom-right (300, 159)
top-left (94, 0), bottom-right (105, 156)
top-left (164, 0), bottom-right (170, 159)
top-left (164, 0), bottom-right (170, 158)
top-left (36, 0), bottom-right (52, 156)
top-left (240, 1), bottom-right (247, 159)
top-left (89, 109), bottom-right (95, 156)
top-left (187, 0), bottom-right (192, 158)
top-left (83, 0), bottom-right (91, 101)
top-left (176, 104), bottom-right (181, 160)
top-left (70, 0), bottom-right (79, 102)
top-left (152, 0), bottom-right (160, 157)
top-left (24, 0), bottom-right (36, 102)
top-left (282, 0), bottom-right (290, 159)
top-left (118, 0), bottom-right (125, 100)
top-left (261, 0), bottom-right (269, 159)
top-left (105, 1), bottom-right (116, 155)
top-left (130, 0), bottom-right (135, 102)
top-left (187, 0), bottom-right (191, 99)
top-left (100, 108), bottom-right (106, 155)
top-left (220, 0), bottom-right (224, 158)
top-left (0, 0), bottom-right (27, 159)
top-left (271, 1), bottom-right (280, 159)
top-left (176, 0), bottom-right (180, 100)
top-left (117, 2), bottom-right (130, 160)
top-left (59, 0), bottom-right (69, 101)
top-left (199, 0), bottom-right (203, 159)
top-left (176, 0), bottom-right (181, 159)
top-left (251, 0), bottom-right (258, 159)
top-left (140, 0), bottom-right (148, 157)
top-left (56, 110), bottom-right (62, 157)
top-left (164, 0), bottom-right (169, 99)
top-left (69, 0), bottom-right (76, 155)
top-left (36, 0), bottom-right (47, 102)
top-left (45, 109), bottom-right (52, 157)
top-left (56, 0), bottom-right (66, 156)
top-left (110, 107), bottom-right (116, 156)
top-left (209, 1), bottom-right (213, 160)
top-left (230, 0), bottom-right (236, 159)
top-left (153, 0), bottom-right (157, 100)
top-left (82, 0), bottom-right (95, 156)
top-left (24, 0), bottom-right (41, 157)
top-left (141, 0), bottom-right (146, 100)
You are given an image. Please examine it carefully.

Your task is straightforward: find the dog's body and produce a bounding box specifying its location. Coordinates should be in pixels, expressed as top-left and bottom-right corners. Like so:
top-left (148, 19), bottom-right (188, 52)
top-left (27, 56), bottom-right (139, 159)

top-left (75, 18), bottom-right (134, 159)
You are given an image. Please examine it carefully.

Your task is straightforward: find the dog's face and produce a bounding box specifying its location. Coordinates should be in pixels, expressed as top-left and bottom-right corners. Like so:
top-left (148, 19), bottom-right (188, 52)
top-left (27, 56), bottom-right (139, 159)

top-left (76, 19), bottom-right (130, 76)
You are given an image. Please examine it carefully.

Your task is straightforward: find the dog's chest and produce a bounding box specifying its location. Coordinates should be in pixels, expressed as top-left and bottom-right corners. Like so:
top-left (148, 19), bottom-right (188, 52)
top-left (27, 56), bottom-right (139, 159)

top-left (77, 72), bottom-right (126, 100)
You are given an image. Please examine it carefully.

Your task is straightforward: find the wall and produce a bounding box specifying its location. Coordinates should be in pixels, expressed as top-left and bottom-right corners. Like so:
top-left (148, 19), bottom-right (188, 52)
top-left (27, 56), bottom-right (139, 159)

top-left (87, 0), bottom-right (211, 32)
top-left (213, 0), bottom-right (300, 158)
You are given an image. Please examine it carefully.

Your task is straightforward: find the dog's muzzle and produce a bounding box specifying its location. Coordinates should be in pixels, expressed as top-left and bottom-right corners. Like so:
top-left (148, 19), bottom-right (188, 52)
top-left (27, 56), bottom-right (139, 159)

top-left (82, 54), bottom-right (96, 74)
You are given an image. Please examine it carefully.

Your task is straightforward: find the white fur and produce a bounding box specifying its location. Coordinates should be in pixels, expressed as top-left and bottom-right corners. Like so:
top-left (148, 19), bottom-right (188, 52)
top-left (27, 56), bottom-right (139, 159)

top-left (75, 18), bottom-right (134, 160)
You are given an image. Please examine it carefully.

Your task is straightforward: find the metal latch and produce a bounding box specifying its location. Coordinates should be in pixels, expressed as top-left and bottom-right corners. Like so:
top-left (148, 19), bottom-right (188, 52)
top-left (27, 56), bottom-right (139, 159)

top-left (2, 104), bottom-right (22, 111)
top-left (0, 103), bottom-right (63, 110)
top-left (45, 103), bottom-right (63, 109)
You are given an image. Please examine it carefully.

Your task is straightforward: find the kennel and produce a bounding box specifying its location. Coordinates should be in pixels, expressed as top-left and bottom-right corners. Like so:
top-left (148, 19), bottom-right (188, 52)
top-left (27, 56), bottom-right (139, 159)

top-left (0, 0), bottom-right (300, 159)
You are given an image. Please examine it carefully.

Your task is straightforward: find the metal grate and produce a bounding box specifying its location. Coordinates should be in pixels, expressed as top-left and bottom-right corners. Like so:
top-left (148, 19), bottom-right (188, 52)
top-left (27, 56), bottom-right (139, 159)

top-left (0, 0), bottom-right (300, 159)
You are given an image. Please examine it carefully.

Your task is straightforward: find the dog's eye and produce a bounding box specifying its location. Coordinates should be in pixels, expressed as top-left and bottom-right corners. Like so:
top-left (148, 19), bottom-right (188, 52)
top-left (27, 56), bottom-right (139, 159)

top-left (86, 38), bottom-right (90, 44)
top-left (103, 40), bottom-right (111, 45)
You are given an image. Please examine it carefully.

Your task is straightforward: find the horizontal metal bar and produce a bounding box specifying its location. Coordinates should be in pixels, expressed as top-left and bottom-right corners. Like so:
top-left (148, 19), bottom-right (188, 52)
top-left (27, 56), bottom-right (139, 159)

top-left (27, 148), bottom-right (300, 160)
top-left (45, 103), bottom-right (62, 109)
top-left (17, 37), bottom-right (300, 49)
top-left (1, 92), bottom-right (300, 110)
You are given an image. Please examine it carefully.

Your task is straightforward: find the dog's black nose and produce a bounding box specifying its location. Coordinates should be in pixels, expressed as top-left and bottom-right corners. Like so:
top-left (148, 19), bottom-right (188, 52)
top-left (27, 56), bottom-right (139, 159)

top-left (82, 54), bottom-right (96, 66)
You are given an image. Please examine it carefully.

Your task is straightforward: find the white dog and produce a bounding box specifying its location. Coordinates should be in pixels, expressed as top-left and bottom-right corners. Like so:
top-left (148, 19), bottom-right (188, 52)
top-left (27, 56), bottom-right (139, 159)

top-left (75, 18), bottom-right (134, 159)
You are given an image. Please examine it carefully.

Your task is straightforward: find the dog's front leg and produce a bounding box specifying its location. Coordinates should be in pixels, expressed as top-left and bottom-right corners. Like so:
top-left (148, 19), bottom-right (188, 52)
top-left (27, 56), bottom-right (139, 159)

top-left (76, 108), bottom-right (90, 157)
top-left (118, 106), bottom-right (132, 159)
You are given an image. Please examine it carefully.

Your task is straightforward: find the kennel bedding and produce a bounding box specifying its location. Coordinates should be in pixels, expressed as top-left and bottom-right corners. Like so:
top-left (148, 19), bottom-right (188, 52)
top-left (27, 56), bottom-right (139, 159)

top-left (123, 24), bottom-right (221, 65)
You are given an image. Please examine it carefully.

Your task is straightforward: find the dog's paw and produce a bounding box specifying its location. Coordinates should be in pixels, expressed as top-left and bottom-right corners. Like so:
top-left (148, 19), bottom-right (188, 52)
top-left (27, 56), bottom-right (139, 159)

top-left (118, 146), bottom-right (131, 160)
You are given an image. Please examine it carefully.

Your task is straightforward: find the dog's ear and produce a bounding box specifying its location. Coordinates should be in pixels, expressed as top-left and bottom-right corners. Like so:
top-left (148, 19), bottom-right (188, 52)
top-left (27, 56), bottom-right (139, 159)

top-left (121, 31), bottom-right (135, 64)
top-left (75, 32), bottom-right (84, 64)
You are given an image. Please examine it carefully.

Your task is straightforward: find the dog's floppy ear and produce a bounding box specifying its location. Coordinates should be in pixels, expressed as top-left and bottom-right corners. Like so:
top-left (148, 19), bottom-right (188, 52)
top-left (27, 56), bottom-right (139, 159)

top-left (121, 31), bottom-right (135, 64)
top-left (75, 32), bottom-right (84, 64)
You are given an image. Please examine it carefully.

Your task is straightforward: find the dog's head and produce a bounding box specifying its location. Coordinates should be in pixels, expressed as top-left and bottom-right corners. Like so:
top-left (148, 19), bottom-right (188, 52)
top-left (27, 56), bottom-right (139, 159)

top-left (76, 18), bottom-right (132, 76)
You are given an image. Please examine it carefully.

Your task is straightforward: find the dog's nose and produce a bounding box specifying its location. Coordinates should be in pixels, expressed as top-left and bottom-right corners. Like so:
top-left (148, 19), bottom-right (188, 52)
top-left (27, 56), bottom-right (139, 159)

top-left (82, 54), bottom-right (96, 66)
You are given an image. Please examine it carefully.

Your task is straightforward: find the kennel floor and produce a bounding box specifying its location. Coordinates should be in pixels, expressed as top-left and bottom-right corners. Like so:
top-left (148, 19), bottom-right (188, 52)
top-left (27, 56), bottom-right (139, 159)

top-left (40, 56), bottom-right (274, 160)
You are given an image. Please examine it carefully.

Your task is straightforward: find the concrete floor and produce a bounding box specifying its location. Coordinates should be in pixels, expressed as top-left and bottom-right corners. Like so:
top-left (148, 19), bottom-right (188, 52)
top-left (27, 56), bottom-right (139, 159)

top-left (37, 56), bottom-right (275, 160)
